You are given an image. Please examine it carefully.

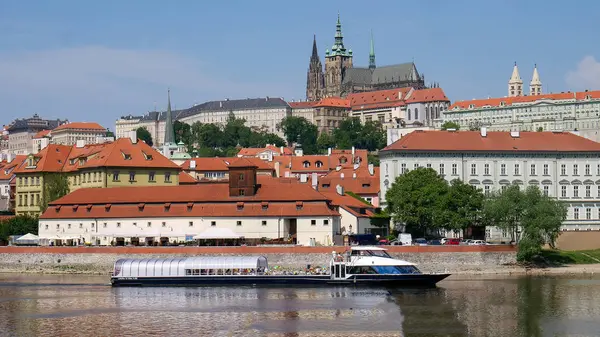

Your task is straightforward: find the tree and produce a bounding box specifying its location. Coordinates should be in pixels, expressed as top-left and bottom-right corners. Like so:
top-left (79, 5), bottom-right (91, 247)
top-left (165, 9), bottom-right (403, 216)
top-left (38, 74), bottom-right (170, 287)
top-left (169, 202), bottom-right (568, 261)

top-left (438, 179), bottom-right (485, 232)
top-left (196, 123), bottom-right (222, 148)
top-left (317, 132), bottom-right (335, 152)
top-left (279, 116), bottom-right (319, 154)
top-left (385, 167), bottom-right (449, 237)
top-left (40, 173), bottom-right (70, 212)
top-left (441, 121), bottom-right (460, 130)
top-left (0, 215), bottom-right (39, 242)
top-left (262, 133), bottom-right (286, 147)
top-left (173, 121), bottom-right (192, 145)
top-left (333, 117), bottom-right (363, 149)
top-left (367, 153), bottom-right (380, 167)
top-left (105, 129), bottom-right (115, 138)
top-left (536, 127), bottom-right (543, 132)
top-left (484, 185), bottom-right (567, 262)
top-left (136, 127), bottom-right (153, 146)
top-left (468, 120), bottom-right (484, 131)
top-left (359, 121), bottom-right (386, 151)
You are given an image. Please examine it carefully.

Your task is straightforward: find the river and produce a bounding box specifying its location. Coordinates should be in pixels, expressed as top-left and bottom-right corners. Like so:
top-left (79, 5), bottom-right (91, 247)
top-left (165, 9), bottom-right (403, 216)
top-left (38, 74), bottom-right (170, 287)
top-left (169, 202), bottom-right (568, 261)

top-left (0, 274), bottom-right (599, 337)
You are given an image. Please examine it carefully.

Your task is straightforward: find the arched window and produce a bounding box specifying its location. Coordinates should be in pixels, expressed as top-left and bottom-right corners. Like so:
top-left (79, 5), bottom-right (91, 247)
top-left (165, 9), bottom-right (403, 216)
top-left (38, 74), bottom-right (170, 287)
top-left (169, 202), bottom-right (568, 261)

top-left (339, 156), bottom-right (347, 164)
top-left (407, 109), bottom-right (411, 120)
top-left (315, 161), bottom-right (323, 168)
top-left (435, 106), bottom-right (439, 118)
top-left (303, 161), bottom-right (310, 168)
top-left (415, 108), bottom-right (419, 120)
top-left (425, 107), bottom-right (430, 120)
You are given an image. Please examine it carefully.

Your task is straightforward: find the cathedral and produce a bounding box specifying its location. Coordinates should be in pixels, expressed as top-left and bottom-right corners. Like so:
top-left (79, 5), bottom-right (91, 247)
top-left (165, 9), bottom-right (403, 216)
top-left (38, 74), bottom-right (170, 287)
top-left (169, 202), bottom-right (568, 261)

top-left (306, 14), bottom-right (427, 101)
top-left (507, 62), bottom-right (542, 97)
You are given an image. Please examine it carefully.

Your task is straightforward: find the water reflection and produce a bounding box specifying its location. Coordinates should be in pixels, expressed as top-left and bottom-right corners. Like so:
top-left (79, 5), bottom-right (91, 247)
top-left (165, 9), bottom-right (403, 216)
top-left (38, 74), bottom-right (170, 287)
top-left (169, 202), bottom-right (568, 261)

top-left (0, 273), bottom-right (600, 336)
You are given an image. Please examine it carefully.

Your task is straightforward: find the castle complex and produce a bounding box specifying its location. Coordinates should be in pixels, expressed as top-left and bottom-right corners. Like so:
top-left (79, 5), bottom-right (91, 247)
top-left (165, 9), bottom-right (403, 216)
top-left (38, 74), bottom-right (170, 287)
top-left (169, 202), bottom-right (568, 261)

top-left (306, 14), bottom-right (427, 101)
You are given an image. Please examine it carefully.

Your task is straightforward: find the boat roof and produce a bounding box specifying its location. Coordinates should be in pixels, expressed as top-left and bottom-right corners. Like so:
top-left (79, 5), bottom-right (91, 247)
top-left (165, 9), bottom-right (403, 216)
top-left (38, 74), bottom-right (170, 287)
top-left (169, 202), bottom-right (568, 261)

top-left (350, 246), bottom-right (387, 251)
top-left (114, 256), bottom-right (268, 270)
top-left (352, 256), bottom-right (416, 267)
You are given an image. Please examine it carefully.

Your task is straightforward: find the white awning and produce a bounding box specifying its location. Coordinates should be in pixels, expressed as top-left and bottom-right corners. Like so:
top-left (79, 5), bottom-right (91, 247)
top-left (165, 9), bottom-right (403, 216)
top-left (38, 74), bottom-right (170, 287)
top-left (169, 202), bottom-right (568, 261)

top-left (193, 228), bottom-right (243, 240)
top-left (15, 233), bottom-right (39, 242)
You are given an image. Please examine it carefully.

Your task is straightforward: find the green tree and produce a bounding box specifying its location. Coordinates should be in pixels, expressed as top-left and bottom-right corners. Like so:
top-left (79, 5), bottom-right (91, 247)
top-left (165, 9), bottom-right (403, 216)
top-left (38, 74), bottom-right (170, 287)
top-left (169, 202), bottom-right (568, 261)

top-left (484, 185), bottom-right (566, 262)
top-left (0, 215), bottom-right (39, 242)
top-left (173, 120), bottom-right (192, 145)
top-left (105, 129), bottom-right (115, 138)
top-left (385, 167), bottom-right (449, 237)
top-left (196, 123), bottom-right (222, 148)
top-left (317, 132), bottom-right (336, 152)
top-left (262, 133), bottom-right (286, 147)
top-left (279, 116), bottom-right (319, 154)
top-left (40, 173), bottom-right (70, 212)
top-left (136, 127), bottom-right (153, 146)
top-left (367, 153), bottom-right (380, 167)
top-left (333, 117), bottom-right (363, 149)
top-left (438, 179), bottom-right (485, 232)
top-left (440, 121), bottom-right (460, 130)
top-left (359, 121), bottom-right (386, 151)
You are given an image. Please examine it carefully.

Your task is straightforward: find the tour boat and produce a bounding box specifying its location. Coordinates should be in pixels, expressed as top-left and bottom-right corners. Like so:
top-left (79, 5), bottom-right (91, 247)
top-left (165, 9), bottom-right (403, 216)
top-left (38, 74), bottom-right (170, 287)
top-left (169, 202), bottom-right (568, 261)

top-left (110, 246), bottom-right (450, 287)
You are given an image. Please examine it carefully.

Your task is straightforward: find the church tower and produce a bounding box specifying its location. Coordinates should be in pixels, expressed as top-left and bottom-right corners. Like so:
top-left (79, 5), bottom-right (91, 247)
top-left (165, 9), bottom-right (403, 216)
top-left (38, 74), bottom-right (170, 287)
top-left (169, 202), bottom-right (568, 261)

top-left (508, 62), bottom-right (523, 97)
top-left (306, 35), bottom-right (325, 101)
top-left (369, 30), bottom-right (376, 70)
top-left (529, 64), bottom-right (542, 96)
top-left (324, 13), bottom-right (353, 97)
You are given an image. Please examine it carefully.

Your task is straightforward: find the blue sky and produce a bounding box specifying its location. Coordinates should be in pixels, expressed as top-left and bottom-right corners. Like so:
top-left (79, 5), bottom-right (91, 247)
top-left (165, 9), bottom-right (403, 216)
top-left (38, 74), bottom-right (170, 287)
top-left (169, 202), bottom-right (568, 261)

top-left (2, 0), bottom-right (600, 131)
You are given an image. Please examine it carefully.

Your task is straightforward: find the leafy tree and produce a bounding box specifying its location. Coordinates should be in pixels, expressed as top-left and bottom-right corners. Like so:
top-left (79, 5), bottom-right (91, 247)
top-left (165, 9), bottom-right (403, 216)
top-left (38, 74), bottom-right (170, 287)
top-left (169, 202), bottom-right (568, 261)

top-left (317, 132), bottom-right (335, 152)
top-left (173, 120), bottom-right (192, 145)
top-left (367, 153), bottom-right (380, 167)
top-left (468, 120), bottom-right (484, 131)
top-left (279, 116), bottom-right (319, 154)
top-left (196, 123), bottom-right (222, 148)
top-left (262, 133), bottom-right (286, 147)
top-left (333, 118), bottom-right (363, 149)
top-left (0, 215), bottom-right (39, 242)
top-left (40, 173), bottom-right (70, 212)
top-left (440, 121), bottom-right (460, 130)
top-left (536, 127), bottom-right (543, 132)
top-left (483, 184), bottom-right (526, 243)
top-left (105, 129), bottom-right (115, 138)
top-left (438, 179), bottom-right (485, 232)
top-left (385, 167), bottom-right (449, 237)
top-left (136, 127), bottom-right (153, 146)
top-left (359, 121), bottom-right (386, 151)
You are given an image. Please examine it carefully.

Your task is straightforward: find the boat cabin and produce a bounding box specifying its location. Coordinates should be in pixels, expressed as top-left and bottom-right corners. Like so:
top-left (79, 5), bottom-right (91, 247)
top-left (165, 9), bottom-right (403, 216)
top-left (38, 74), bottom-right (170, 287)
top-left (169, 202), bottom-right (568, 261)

top-left (349, 246), bottom-right (393, 258)
top-left (329, 246), bottom-right (422, 280)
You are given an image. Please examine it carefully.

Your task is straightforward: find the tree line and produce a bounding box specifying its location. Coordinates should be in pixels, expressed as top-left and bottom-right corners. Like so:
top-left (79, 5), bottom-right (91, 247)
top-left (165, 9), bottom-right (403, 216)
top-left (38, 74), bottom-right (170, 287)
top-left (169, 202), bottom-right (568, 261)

top-left (385, 167), bottom-right (567, 262)
top-left (136, 114), bottom-right (387, 159)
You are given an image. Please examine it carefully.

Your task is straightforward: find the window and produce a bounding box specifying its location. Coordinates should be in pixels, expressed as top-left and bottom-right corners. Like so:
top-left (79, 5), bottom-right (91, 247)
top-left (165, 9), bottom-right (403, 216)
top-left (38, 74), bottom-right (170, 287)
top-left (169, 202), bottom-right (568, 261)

top-left (573, 164), bottom-right (579, 175)
top-left (68, 223), bottom-right (72, 229)
top-left (586, 208), bottom-right (592, 220)
top-left (439, 163), bottom-right (445, 175)
top-left (426, 163), bottom-right (431, 168)
top-left (484, 185), bottom-right (490, 196)
top-left (56, 224), bottom-right (60, 229)
top-left (239, 173), bottom-right (245, 181)
top-left (149, 172), bottom-right (155, 182)
top-left (484, 164), bottom-right (490, 175)
top-left (586, 185), bottom-right (591, 198)
top-left (315, 161), bottom-right (323, 168)
top-left (543, 164), bottom-right (549, 176)
top-left (311, 220), bottom-right (317, 226)
top-left (323, 220), bottom-right (329, 225)
top-left (452, 163), bottom-right (458, 175)
top-left (530, 164), bottom-right (536, 175)
top-left (236, 220), bottom-right (242, 226)
top-left (514, 164), bottom-right (520, 175)
top-left (401, 163), bottom-right (407, 174)
top-left (543, 185), bottom-right (549, 196)
top-left (561, 186), bottom-right (567, 198)
top-left (470, 164), bottom-right (477, 175)
top-left (413, 163), bottom-right (419, 170)
top-left (561, 164), bottom-right (566, 176)
top-left (44, 224), bottom-right (48, 230)
top-left (211, 221), bottom-right (216, 227)
top-left (500, 164), bottom-right (506, 175)
top-left (585, 164), bottom-right (591, 176)
top-left (129, 172), bottom-right (136, 182)
top-left (261, 220), bottom-right (267, 226)
top-left (117, 222), bottom-right (121, 228)
top-left (597, 164), bottom-right (600, 175)
top-left (573, 186), bottom-right (579, 198)
top-left (574, 208), bottom-right (579, 220)
top-left (165, 172), bottom-right (172, 183)
top-left (112, 171), bottom-right (119, 181)
top-left (239, 189), bottom-right (245, 196)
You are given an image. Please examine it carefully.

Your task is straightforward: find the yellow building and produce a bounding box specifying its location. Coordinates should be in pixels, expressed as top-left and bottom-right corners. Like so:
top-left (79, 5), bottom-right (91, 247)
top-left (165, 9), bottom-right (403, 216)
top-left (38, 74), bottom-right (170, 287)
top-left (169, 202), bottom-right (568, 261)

top-left (14, 138), bottom-right (180, 216)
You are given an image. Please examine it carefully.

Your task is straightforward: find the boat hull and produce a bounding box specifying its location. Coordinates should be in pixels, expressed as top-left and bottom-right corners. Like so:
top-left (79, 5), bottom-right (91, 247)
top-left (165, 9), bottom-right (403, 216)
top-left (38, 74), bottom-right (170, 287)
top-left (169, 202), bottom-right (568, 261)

top-left (111, 273), bottom-right (450, 287)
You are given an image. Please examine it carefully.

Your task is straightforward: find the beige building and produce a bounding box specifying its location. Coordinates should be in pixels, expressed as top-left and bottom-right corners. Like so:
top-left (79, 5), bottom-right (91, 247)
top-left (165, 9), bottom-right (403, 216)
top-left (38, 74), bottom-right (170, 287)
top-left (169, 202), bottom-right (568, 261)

top-left (289, 101), bottom-right (316, 124)
top-left (6, 114), bottom-right (66, 155)
top-left (50, 122), bottom-right (108, 146)
top-left (313, 97), bottom-right (350, 134)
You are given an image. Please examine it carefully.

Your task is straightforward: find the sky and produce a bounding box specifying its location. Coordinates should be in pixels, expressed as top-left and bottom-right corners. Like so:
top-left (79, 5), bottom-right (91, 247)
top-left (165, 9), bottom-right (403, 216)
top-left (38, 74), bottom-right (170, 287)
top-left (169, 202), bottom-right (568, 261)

top-left (2, 0), bottom-right (600, 131)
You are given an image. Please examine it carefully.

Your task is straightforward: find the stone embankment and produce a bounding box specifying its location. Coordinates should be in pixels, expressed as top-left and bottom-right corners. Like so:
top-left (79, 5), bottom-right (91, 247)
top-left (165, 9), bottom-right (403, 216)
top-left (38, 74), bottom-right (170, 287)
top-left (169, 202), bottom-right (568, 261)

top-left (0, 245), bottom-right (521, 275)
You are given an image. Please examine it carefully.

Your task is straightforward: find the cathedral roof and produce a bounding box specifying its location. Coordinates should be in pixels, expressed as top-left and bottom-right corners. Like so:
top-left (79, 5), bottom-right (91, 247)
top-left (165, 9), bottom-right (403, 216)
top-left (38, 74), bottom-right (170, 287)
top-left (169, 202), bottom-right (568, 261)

top-left (342, 62), bottom-right (420, 86)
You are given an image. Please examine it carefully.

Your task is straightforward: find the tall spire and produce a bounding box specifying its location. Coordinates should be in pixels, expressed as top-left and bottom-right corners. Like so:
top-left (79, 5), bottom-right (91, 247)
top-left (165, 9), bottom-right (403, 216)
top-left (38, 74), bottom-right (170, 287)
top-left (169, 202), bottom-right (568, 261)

top-left (530, 64), bottom-right (542, 96)
top-left (508, 62), bottom-right (523, 97)
top-left (311, 34), bottom-right (319, 61)
top-left (369, 30), bottom-right (376, 70)
top-left (329, 12), bottom-right (350, 57)
top-left (164, 88), bottom-right (175, 145)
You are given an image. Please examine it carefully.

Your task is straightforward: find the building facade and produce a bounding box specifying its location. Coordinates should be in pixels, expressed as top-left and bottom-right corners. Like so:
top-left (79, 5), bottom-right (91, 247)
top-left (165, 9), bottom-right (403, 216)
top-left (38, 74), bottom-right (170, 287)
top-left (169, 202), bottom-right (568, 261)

top-left (380, 130), bottom-right (600, 243)
top-left (50, 122), bottom-right (108, 146)
top-left (289, 101), bottom-right (316, 124)
top-left (313, 97), bottom-right (351, 133)
top-left (307, 14), bottom-right (427, 99)
top-left (0, 155), bottom-right (26, 212)
top-left (6, 114), bottom-right (66, 155)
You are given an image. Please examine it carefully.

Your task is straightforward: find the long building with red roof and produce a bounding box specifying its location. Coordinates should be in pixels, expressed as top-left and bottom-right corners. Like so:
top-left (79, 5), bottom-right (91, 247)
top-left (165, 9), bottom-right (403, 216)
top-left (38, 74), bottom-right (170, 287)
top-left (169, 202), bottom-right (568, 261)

top-left (381, 129), bottom-right (600, 247)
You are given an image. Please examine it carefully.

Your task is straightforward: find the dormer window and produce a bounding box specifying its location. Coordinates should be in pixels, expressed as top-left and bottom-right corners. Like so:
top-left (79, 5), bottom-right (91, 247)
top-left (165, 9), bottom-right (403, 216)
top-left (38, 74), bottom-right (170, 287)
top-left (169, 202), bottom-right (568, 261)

top-left (315, 161), bottom-right (323, 168)
top-left (303, 161), bottom-right (310, 168)
top-left (500, 102), bottom-right (506, 107)
top-left (121, 152), bottom-right (132, 160)
top-left (339, 156), bottom-right (347, 164)
top-left (362, 183), bottom-right (370, 188)
top-left (142, 152), bottom-right (153, 160)
top-left (468, 104), bottom-right (475, 109)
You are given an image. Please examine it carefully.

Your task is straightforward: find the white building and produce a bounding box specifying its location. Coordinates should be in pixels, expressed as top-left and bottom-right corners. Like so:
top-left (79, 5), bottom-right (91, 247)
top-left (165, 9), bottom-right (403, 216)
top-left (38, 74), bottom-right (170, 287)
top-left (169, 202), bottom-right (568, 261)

top-left (50, 122), bottom-right (108, 146)
top-left (289, 101), bottom-right (316, 124)
top-left (348, 87), bottom-right (450, 130)
top-left (379, 129), bottom-right (600, 243)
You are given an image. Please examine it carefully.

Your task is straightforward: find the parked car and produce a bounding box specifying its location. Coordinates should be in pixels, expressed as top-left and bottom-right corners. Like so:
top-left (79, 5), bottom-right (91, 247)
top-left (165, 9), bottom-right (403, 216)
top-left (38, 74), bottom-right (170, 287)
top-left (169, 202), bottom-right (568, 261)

top-left (413, 238), bottom-right (428, 246)
top-left (428, 239), bottom-right (442, 245)
top-left (470, 240), bottom-right (487, 245)
top-left (387, 239), bottom-right (403, 246)
top-left (461, 239), bottom-right (473, 245)
top-left (444, 238), bottom-right (461, 245)
top-left (440, 238), bottom-right (448, 245)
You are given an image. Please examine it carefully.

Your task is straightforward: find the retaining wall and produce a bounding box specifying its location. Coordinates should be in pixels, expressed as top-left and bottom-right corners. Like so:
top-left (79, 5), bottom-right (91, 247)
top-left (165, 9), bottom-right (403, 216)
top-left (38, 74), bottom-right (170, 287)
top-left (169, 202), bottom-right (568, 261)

top-left (0, 246), bottom-right (516, 275)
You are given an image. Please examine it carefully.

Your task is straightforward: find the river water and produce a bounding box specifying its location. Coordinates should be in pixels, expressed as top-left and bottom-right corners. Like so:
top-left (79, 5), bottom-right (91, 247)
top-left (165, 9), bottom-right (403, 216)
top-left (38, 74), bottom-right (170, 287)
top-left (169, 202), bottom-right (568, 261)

top-left (0, 274), bottom-right (599, 337)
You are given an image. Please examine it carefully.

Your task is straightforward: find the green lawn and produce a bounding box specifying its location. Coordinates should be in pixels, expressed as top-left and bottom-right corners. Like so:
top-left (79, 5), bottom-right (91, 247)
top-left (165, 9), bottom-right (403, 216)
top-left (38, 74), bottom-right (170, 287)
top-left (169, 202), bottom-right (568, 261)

top-left (541, 249), bottom-right (600, 265)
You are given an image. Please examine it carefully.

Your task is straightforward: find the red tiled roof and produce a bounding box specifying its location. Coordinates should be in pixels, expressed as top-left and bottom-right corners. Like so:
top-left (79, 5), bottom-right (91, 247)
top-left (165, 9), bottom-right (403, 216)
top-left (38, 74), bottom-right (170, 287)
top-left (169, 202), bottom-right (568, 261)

top-left (0, 155), bottom-right (27, 180)
top-left (289, 150), bottom-right (369, 173)
top-left (288, 101), bottom-right (316, 109)
top-left (14, 144), bottom-right (72, 173)
top-left (382, 130), bottom-right (600, 152)
top-left (178, 171), bottom-right (197, 184)
top-left (181, 157), bottom-right (274, 171)
top-left (348, 87), bottom-right (413, 111)
top-left (319, 166), bottom-right (379, 195)
top-left (33, 130), bottom-right (51, 139)
top-left (448, 90), bottom-right (600, 110)
top-left (314, 97), bottom-right (350, 108)
top-left (53, 122), bottom-right (106, 132)
top-left (0, 215), bottom-right (15, 222)
top-left (404, 88), bottom-right (450, 104)
top-left (320, 192), bottom-right (376, 218)
top-left (237, 145), bottom-right (293, 157)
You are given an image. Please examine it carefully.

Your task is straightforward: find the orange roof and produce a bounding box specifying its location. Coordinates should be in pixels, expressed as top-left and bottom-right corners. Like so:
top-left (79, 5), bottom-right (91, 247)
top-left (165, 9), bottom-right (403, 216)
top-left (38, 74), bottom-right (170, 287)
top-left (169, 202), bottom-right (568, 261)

top-left (53, 122), bottom-right (106, 132)
top-left (320, 191), bottom-right (377, 218)
top-left (348, 87), bottom-right (412, 111)
top-left (319, 166), bottom-right (379, 195)
top-left (33, 130), bottom-right (51, 139)
top-left (0, 155), bottom-right (27, 180)
top-left (314, 97), bottom-right (350, 108)
top-left (404, 88), bottom-right (450, 104)
top-left (237, 145), bottom-right (293, 157)
top-left (382, 130), bottom-right (600, 153)
top-left (289, 149), bottom-right (369, 173)
top-left (289, 101), bottom-right (316, 109)
top-left (14, 144), bottom-right (72, 173)
top-left (181, 157), bottom-right (274, 171)
top-left (448, 90), bottom-right (600, 110)
top-left (178, 171), bottom-right (198, 184)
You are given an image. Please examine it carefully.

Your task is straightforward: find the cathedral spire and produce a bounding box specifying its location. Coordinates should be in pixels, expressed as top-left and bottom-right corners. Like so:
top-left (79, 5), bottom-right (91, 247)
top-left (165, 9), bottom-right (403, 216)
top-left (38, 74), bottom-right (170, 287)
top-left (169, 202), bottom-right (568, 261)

top-left (329, 12), bottom-right (350, 57)
top-left (369, 30), bottom-right (376, 70)
top-left (311, 34), bottom-right (319, 61)
top-left (508, 62), bottom-right (523, 97)
top-left (529, 64), bottom-right (542, 96)
top-left (164, 88), bottom-right (175, 145)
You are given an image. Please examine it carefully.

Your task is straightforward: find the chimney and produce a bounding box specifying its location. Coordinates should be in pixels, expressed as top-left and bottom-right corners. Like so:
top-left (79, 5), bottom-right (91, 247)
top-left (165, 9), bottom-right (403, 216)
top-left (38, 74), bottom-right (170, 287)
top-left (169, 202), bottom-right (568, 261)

top-left (6, 153), bottom-right (13, 163)
top-left (327, 147), bottom-right (332, 156)
top-left (398, 91), bottom-right (403, 100)
top-left (368, 164), bottom-right (374, 176)
top-left (351, 146), bottom-right (355, 157)
top-left (300, 173), bottom-right (308, 183)
top-left (189, 160), bottom-right (196, 170)
top-left (129, 130), bottom-right (137, 144)
top-left (480, 127), bottom-right (487, 137)
top-left (267, 151), bottom-right (273, 162)
top-left (219, 101), bottom-right (223, 108)
top-left (510, 130), bottom-right (520, 138)
top-left (340, 173), bottom-right (345, 179)
top-left (76, 139), bottom-right (86, 148)
top-left (280, 146), bottom-right (284, 154)
top-left (336, 184), bottom-right (344, 196)
top-left (352, 172), bottom-right (356, 179)
top-left (274, 161), bottom-right (281, 177)
top-left (311, 172), bottom-right (318, 190)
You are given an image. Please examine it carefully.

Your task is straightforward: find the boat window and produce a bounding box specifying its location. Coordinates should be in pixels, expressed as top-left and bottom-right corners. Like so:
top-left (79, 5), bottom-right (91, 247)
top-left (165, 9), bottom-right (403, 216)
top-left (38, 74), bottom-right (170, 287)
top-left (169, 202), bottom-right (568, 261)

top-left (371, 266), bottom-right (421, 274)
top-left (185, 269), bottom-right (192, 276)
top-left (201, 269), bottom-right (208, 275)
top-left (348, 266), bottom-right (377, 274)
top-left (368, 250), bottom-right (392, 258)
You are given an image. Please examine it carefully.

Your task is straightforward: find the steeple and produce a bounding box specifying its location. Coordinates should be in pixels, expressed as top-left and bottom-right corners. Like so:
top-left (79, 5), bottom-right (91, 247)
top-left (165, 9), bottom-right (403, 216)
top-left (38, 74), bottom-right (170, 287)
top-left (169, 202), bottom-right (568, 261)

top-left (529, 64), bottom-right (542, 96)
top-left (328, 12), bottom-right (351, 57)
top-left (164, 89), bottom-right (175, 145)
top-left (369, 30), bottom-right (376, 70)
top-left (508, 62), bottom-right (523, 97)
top-left (311, 34), bottom-right (319, 61)
top-left (306, 35), bottom-right (325, 101)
